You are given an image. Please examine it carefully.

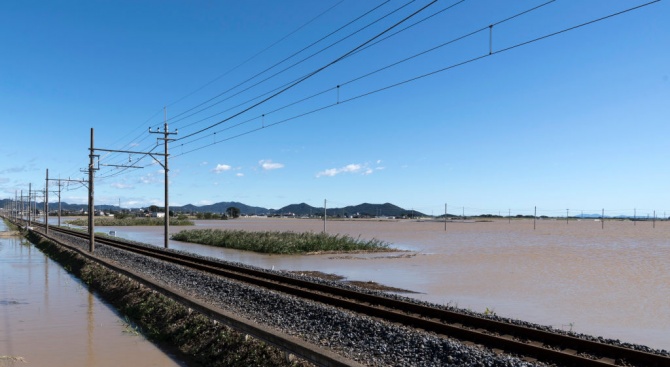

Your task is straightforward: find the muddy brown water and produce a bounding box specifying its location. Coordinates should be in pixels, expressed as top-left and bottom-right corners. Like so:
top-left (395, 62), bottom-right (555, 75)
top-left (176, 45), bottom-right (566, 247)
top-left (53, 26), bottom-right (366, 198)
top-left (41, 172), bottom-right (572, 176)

top-left (95, 217), bottom-right (670, 351)
top-left (0, 222), bottom-right (185, 367)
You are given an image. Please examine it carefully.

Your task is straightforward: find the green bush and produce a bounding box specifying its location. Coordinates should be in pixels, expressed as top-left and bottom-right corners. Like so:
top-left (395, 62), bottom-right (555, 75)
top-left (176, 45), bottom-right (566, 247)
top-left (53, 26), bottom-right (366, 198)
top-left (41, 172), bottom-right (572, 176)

top-left (171, 229), bottom-right (392, 254)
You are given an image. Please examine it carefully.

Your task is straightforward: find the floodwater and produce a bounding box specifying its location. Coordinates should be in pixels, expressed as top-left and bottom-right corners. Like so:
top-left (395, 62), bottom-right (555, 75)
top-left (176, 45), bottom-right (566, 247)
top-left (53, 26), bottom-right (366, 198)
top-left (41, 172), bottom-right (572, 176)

top-left (0, 221), bottom-right (184, 367)
top-left (101, 217), bottom-right (670, 351)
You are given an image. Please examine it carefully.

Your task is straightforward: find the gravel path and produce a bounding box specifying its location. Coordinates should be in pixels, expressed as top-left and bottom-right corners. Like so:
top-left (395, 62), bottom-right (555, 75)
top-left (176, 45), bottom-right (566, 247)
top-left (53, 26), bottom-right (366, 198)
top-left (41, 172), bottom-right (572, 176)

top-left (46, 230), bottom-right (669, 366)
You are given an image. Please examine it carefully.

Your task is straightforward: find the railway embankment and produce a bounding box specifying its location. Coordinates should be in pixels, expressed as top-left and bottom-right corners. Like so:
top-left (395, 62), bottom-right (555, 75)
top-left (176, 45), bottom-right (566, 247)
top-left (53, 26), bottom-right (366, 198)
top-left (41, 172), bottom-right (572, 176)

top-left (20, 226), bottom-right (539, 367)
top-left (23, 230), bottom-right (310, 367)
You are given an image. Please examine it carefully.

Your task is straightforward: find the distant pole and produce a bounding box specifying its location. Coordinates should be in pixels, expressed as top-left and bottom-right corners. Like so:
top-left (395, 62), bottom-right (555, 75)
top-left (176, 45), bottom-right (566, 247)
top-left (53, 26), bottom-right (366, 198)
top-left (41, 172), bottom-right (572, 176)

top-left (323, 199), bottom-right (327, 233)
top-left (533, 206), bottom-right (536, 230)
top-left (653, 210), bottom-right (656, 228)
top-left (634, 208), bottom-right (636, 226)
top-left (28, 183), bottom-right (31, 227)
top-left (45, 169), bottom-right (49, 235)
top-left (57, 179), bottom-right (62, 226)
top-left (566, 209), bottom-right (569, 225)
top-left (508, 208), bottom-right (511, 223)
top-left (601, 208), bottom-right (604, 229)
top-left (444, 203), bottom-right (447, 231)
top-left (462, 207), bottom-right (464, 221)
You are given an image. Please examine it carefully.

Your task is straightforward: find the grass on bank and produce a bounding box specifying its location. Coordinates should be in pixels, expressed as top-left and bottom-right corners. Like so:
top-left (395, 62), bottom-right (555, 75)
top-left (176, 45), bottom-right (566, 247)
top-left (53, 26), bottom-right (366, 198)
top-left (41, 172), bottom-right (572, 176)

top-left (171, 229), bottom-right (393, 255)
top-left (66, 217), bottom-right (194, 226)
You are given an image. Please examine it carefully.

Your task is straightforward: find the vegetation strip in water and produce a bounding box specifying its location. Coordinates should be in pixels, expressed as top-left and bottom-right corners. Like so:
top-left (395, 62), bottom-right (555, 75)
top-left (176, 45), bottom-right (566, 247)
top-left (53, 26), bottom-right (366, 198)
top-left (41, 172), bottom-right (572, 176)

top-left (171, 229), bottom-right (393, 254)
top-left (66, 217), bottom-right (194, 226)
top-left (24, 231), bottom-right (307, 367)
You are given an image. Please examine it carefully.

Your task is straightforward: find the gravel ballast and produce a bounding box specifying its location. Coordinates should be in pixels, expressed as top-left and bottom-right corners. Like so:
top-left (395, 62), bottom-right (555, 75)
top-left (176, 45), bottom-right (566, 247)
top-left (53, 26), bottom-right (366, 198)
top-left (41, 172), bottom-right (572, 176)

top-left (36, 228), bottom-right (669, 366)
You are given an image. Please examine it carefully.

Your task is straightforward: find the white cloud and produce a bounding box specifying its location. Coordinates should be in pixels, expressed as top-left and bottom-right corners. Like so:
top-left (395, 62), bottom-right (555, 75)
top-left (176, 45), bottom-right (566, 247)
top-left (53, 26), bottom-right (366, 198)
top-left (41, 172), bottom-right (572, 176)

top-left (316, 163), bottom-right (365, 178)
top-left (259, 160), bottom-right (284, 171)
top-left (212, 164), bottom-right (232, 173)
top-left (111, 182), bottom-right (133, 189)
top-left (236, 173), bottom-right (244, 177)
top-left (139, 173), bottom-right (157, 184)
top-left (200, 161), bottom-right (209, 166)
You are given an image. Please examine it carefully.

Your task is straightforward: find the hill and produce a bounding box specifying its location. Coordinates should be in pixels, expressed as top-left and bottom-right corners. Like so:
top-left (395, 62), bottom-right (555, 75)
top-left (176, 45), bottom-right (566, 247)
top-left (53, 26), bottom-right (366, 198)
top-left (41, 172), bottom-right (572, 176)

top-left (0, 199), bottom-right (426, 218)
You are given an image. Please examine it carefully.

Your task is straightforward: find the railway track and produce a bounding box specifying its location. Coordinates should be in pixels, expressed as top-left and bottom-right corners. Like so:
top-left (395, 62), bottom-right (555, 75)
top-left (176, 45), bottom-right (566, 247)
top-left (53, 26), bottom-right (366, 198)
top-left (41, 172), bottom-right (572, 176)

top-left (15, 219), bottom-right (670, 367)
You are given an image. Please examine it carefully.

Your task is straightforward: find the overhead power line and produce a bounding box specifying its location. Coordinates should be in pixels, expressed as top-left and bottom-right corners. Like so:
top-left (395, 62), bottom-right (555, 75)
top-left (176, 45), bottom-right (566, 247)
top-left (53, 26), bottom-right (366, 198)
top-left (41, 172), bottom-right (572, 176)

top-left (175, 0), bottom-right (440, 142)
top-left (167, 0), bottom-right (418, 129)
top-left (168, 0), bottom-right (659, 159)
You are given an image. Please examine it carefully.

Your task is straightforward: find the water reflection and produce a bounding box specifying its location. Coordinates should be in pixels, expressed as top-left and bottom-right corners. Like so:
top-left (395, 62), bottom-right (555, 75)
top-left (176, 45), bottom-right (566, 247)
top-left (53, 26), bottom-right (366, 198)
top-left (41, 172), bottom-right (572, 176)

top-left (0, 227), bottom-right (184, 366)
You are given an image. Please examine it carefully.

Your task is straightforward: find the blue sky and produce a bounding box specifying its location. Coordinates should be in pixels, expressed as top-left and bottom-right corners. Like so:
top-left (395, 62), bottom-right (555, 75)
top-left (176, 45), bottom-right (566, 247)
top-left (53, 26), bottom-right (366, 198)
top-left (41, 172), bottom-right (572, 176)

top-left (1, 0), bottom-right (668, 216)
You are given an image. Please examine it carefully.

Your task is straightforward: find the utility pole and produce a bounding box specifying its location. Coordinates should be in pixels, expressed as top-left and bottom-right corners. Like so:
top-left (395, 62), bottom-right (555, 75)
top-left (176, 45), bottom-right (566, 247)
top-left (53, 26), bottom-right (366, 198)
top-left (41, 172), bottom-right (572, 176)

top-left (444, 203), bottom-right (447, 231)
top-left (149, 107), bottom-right (178, 248)
top-left (323, 199), bottom-right (327, 233)
top-left (28, 183), bottom-right (31, 227)
top-left (653, 210), bottom-right (656, 228)
top-left (81, 129), bottom-right (102, 252)
top-left (46, 177), bottom-right (83, 227)
top-left (57, 180), bottom-right (62, 226)
top-left (45, 169), bottom-right (49, 235)
top-left (89, 128), bottom-right (96, 252)
top-left (566, 209), bottom-right (569, 225)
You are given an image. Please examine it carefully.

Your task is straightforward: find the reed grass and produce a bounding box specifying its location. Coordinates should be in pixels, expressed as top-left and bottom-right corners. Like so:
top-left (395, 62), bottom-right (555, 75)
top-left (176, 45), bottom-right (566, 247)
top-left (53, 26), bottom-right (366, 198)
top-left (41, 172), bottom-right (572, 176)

top-left (171, 229), bottom-right (392, 254)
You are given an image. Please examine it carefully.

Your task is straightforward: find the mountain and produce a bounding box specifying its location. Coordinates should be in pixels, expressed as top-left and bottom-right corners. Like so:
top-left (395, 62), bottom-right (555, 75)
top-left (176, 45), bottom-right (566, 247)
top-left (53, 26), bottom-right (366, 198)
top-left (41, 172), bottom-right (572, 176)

top-left (276, 202), bottom-right (425, 217)
top-left (277, 203), bottom-right (319, 216)
top-left (0, 198), bottom-right (424, 218)
top-left (191, 201), bottom-right (267, 215)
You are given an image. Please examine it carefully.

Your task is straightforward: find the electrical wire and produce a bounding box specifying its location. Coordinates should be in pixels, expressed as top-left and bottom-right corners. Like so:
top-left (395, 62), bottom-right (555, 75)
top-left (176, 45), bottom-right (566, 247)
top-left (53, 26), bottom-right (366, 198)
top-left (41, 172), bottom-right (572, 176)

top-left (175, 0), bottom-right (440, 142)
top-left (171, 0), bottom-right (557, 152)
top-left (169, 0), bottom-right (659, 159)
top-left (168, 0), bottom-right (393, 126)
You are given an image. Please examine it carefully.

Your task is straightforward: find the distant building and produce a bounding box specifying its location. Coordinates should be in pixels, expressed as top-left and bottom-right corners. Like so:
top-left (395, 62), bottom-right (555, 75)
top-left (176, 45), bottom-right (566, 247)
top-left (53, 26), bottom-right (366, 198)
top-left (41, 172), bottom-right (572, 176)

top-left (150, 212), bottom-right (165, 218)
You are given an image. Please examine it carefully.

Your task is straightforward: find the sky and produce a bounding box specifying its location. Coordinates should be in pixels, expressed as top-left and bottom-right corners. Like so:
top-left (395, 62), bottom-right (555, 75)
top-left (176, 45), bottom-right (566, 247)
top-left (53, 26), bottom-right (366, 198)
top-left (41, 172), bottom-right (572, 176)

top-left (0, 0), bottom-right (668, 217)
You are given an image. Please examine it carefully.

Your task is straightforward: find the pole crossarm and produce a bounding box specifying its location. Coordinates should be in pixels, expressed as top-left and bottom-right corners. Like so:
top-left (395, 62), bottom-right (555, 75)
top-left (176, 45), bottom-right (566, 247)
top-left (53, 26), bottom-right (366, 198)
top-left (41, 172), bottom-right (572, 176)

top-left (101, 163), bottom-right (145, 169)
top-left (93, 147), bottom-right (166, 156)
top-left (92, 148), bottom-right (167, 169)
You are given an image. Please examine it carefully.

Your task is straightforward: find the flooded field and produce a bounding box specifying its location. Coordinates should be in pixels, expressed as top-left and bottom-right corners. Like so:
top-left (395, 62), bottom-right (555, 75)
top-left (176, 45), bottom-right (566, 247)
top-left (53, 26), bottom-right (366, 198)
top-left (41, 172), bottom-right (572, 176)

top-left (101, 217), bottom-right (670, 351)
top-left (0, 221), bottom-right (184, 367)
